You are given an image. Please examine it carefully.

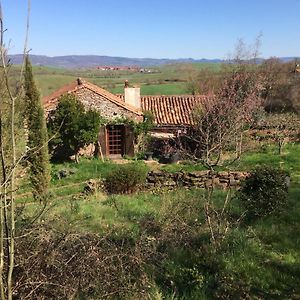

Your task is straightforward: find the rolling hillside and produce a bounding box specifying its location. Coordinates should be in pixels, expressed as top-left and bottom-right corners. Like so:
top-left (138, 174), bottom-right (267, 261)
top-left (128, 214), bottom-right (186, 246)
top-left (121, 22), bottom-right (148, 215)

top-left (9, 54), bottom-right (223, 68)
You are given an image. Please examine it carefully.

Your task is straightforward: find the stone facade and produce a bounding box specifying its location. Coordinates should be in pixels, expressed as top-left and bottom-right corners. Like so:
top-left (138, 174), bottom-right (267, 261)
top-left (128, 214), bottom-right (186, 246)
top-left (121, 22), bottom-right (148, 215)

top-left (75, 87), bottom-right (142, 122)
top-left (146, 170), bottom-right (249, 189)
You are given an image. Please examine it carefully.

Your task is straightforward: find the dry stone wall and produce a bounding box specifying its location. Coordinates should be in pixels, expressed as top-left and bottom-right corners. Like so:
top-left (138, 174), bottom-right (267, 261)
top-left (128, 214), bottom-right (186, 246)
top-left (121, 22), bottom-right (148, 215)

top-left (146, 170), bottom-right (249, 189)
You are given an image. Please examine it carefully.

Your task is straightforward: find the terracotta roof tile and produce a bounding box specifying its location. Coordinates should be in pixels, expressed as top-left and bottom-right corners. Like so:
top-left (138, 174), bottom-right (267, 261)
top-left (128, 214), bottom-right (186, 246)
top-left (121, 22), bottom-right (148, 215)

top-left (140, 95), bottom-right (205, 126)
top-left (116, 94), bottom-right (206, 125)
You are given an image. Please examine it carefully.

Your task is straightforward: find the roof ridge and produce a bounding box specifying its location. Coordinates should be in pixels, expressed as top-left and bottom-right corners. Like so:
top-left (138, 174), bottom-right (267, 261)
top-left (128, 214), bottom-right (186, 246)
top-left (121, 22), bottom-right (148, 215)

top-left (43, 79), bottom-right (143, 116)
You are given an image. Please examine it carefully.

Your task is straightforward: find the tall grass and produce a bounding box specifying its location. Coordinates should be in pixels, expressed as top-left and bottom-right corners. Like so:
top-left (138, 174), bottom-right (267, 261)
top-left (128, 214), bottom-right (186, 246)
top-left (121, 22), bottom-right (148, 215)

top-left (16, 143), bottom-right (300, 299)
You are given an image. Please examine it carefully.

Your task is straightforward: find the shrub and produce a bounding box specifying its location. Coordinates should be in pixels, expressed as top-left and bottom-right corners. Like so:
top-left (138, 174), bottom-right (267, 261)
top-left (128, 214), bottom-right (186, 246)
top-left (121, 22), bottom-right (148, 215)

top-left (15, 224), bottom-right (152, 299)
top-left (238, 166), bottom-right (289, 219)
top-left (104, 162), bottom-right (148, 194)
top-left (47, 94), bottom-right (104, 162)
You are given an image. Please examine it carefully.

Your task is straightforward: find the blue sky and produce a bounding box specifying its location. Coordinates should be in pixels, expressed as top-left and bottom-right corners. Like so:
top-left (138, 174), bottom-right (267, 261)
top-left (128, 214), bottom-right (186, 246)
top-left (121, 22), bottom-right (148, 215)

top-left (2, 0), bottom-right (300, 59)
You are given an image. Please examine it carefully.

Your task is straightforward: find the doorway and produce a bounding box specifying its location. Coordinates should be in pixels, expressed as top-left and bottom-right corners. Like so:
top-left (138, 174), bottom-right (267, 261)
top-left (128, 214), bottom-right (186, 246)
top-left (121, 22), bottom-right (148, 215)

top-left (106, 125), bottom-right (124, 156)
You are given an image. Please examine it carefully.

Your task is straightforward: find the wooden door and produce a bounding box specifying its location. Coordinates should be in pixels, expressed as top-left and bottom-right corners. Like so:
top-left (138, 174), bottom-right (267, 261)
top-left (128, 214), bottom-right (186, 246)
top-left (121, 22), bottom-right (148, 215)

top-left (106, 125), bottom-right (124, 157)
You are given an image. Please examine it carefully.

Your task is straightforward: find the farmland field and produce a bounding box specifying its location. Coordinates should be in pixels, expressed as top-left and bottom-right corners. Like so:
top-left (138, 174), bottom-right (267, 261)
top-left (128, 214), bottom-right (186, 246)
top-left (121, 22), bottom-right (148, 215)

top-left (10, 62), bottom-right (224, 97)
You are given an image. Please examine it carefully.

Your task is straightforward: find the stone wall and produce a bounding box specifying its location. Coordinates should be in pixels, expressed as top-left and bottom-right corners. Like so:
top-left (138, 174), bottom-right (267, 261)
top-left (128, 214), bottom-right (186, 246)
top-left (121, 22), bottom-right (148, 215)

top-left (75, 87), bottom-right (142, 122)
top-left (146, 170), bottom-right (249, 189)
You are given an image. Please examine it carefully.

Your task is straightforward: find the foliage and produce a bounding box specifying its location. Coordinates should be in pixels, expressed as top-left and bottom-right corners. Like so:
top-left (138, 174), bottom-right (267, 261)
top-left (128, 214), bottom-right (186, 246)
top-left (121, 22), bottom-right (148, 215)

top-left (186, 65), bottom-right (224, 95)
top-left (106, 110), bottom-right (154, 138)
top-left (104, 162), bottom-right (149, 194)
top-left (134, 111), bottom-right (154, 154)
top-left (24, 56), bottom-right (51, 202)
top-left (107, 111), bottom-right (154, 154)
top-left (238, 166), bottom-right (289, 219)
top-left (0, 6), bottom-right (38, 298)
top-left (135, 111), bottom-right (154, 135)
top-left (48, 94), bottom-right (104, 162)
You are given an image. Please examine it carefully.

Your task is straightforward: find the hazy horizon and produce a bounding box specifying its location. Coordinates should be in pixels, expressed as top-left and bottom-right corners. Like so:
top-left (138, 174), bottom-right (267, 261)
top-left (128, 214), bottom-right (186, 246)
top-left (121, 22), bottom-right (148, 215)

top-left (9, 53), bottom-right (299, 61)
top-left (3, 0), bottom-right (300, 59)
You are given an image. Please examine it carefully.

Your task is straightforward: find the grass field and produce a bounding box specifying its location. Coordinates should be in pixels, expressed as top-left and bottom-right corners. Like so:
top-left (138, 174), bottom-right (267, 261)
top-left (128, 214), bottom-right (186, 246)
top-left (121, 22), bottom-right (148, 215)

top-left (20, 185), bottom-right (300, 299)
top-left (17, 62), bottom-right (223, 97)
top-left (17, 141), bottom-right (300, 298)
top-left (109, 82), bottom-right (188, 95)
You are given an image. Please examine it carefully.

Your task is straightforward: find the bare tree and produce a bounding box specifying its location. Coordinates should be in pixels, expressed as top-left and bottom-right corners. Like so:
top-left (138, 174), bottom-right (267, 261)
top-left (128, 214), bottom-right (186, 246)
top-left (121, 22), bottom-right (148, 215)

top-left (181, 35), bottom-right (265, 169)
top-left (183, 70), bottom-right (263, 169)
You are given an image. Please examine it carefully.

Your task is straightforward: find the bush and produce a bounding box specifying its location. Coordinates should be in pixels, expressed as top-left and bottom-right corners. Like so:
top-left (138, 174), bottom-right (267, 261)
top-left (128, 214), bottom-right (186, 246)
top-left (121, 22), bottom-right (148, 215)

top-left (15, 224), bottom-right (152, 299)
top-left (238, 166), bottom-right (289, 219)
top-left (47, 94), bottom-right (104, 162)
top-left (104, 162), bottom-right (148, 194)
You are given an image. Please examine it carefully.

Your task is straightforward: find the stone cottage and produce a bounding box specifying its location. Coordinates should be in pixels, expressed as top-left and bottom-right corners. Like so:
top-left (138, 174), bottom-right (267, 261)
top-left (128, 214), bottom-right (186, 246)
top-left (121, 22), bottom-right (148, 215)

top-left (43, 78), bottom-right (206, 157)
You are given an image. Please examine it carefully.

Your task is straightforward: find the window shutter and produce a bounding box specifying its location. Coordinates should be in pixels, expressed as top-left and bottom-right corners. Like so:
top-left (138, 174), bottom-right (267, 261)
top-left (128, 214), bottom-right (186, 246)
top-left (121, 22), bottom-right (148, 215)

top-left (124, 125), bottom-right (135, 157)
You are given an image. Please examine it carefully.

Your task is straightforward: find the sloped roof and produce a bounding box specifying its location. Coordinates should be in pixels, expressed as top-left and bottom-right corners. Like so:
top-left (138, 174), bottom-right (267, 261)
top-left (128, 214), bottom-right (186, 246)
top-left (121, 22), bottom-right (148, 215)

top-left (43, 79), bottom-right (206, 126)
top-left (116, 94), bottom-right (205, 125)
top-left (43, 79), bottom-right (143, 116)
top-left (141, 95), bottom-right (205, 126)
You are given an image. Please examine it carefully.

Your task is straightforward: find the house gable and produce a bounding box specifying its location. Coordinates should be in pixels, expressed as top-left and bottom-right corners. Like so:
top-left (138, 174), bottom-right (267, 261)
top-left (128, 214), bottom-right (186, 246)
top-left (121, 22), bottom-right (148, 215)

top-left (75, 86), bottom-right (142, 121)
top-left (43, 79), bottom-right (143, 122)
top-left (44, 79), bottom-right (207, 127)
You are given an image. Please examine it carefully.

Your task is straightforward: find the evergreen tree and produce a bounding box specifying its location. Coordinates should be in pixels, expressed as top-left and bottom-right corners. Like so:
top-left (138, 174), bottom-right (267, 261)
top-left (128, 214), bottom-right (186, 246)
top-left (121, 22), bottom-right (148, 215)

top-left (24, 56), bottom-right (50, 202)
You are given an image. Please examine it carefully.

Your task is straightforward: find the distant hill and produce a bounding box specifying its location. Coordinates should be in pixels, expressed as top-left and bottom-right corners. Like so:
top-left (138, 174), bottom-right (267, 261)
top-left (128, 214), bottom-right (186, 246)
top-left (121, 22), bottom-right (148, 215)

top-left (8, 54), bottom-right (299, 69)
top-left (9, 54), bottom-right (223, 69)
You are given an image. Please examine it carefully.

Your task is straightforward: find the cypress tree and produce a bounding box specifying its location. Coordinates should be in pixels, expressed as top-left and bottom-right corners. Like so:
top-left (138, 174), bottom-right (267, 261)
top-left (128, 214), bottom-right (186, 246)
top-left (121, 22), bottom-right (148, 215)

top-left (24, 56), bottom-right (50, 202)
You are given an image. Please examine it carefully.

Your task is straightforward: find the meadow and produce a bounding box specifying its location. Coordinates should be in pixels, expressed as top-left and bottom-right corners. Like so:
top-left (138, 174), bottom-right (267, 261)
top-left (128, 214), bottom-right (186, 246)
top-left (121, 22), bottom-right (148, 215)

top-left (17, 142), bottom-right (300, 299)
top-left (11, 62), bottom-right (224, 97)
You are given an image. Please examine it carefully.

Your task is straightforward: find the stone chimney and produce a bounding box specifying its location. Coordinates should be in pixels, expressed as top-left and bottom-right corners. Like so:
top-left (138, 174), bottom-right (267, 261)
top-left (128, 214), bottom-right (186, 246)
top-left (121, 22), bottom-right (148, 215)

top-left (124, 81), bottom-right (141, 109)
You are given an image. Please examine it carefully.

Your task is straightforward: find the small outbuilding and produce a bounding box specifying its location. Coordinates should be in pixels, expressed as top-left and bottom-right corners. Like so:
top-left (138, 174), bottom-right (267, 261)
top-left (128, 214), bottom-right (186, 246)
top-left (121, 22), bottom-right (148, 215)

top-left (43, 79), bottom-right (206, 158)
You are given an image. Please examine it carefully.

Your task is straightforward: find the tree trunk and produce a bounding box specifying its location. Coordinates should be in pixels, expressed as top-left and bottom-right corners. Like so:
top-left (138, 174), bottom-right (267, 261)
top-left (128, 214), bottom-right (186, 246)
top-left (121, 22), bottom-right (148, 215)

top-left (75, 152), bottom-right (80, 164)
